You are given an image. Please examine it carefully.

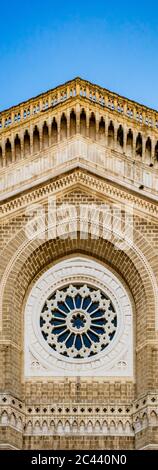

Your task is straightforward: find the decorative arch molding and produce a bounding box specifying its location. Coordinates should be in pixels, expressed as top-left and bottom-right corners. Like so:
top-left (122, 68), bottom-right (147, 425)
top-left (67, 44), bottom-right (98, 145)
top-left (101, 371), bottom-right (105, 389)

top-left (0, 214), bottom-right (157, 335)
top-left (0, 230), bottom-right (156, 393)
top-left (24, 256), bottom-right (133, 378)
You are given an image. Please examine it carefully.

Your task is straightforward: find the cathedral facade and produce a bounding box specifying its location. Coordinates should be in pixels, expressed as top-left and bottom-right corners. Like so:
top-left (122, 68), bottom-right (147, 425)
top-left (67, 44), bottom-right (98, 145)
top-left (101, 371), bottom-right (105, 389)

top-left (0, 77), bottom-right (158, 450)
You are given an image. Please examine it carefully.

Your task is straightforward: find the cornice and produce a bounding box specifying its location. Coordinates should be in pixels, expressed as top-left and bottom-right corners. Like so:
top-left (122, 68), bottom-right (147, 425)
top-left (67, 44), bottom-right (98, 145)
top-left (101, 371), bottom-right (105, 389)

top-left (0, 167), bottom-right (158, 221)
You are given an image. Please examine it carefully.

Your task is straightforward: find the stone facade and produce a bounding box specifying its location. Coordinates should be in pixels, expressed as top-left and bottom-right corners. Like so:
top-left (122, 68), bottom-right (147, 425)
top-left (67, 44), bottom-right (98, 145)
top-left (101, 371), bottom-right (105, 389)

top-left (0, 77), bottom-right (158, 450)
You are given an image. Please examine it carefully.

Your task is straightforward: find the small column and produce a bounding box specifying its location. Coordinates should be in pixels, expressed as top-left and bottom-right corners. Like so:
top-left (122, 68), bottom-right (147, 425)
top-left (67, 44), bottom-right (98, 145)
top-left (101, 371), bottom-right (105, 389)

top-left (37, 123), bottom-right (43, 151)
top-left (11, 111), bottom-right (14, 126)
top-left (114, 98), bottom-right (118, 110)
top-left (30, 104), bottom-right (33, 118)
top-left (133, 106), bottom-right (137, 120)
top-left (39, 99), bottom-right (43, 111)
top-left (21, 132), bottom-right (24, 159)
top-left (142, 111), bottom-right (146, 125)
top-left (86, 86), bottom-right (90, 100)
top-left (48, 118), bottom-right (52, 147)
top-left (30, 124), bottom-right (33, 156)
top-left (96, 119), bottom-right (99, 141)
top-left (105, 116), bottom-right (109, 147)
top-left (95, 90), bottom-right (99, 103)
top-left (86, 110), bottom-right (89, 138)
top-left (133, 133), bottom-right (137, 159)
top-left (142, 137), bottom-right (146, 162)
top-left (105, 127), bottom-right (108, 147)
top-left (95, 112), bottom-right (99, 141)
top-left (39, 125), bottom-right (43, 151)
top-left (1, 117), bottom-right (5, 129)
top-left (151, 138), bottom-right (155, 164)
top-left (48, 95), bottom-right (52, 108)
top-left (67, 85), bottom-right (70, 99)
top-left (57, 90), bottom-right (60, 103)
top-left (57, 115), bottom-right (61, 143)
top-left (104, 93), bottom-right (109, 108)
top-left (76, 104), bottom-right (80, 134)
top-left (2, 140), bottom-right (6, 168)
top-left (67, 111), bottom-right (70, 138)
top-left (123, 102), bottom-right (127, 115)
top-left (76, 81), bottom-right (80, 97)
top-left (114, 125), bottom-right (118, 150)
top-left (11, 133), bottom-right (15, 162)
top-left (123, 126), bottom-right (127, 154)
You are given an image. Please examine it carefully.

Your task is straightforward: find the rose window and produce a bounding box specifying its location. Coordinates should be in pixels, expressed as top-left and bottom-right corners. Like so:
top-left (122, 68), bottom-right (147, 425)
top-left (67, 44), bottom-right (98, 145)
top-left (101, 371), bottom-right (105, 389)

top-left (40, 284), bottom-right (117, 359)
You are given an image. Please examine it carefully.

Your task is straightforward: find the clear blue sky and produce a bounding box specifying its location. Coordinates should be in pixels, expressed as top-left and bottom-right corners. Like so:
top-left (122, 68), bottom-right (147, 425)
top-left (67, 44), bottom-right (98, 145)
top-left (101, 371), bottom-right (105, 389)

top-left (0, 0), bottom-right (158, 111)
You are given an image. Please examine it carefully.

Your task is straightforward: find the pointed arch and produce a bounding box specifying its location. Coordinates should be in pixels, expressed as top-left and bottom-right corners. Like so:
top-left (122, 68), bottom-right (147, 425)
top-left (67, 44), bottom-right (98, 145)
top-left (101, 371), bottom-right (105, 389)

top-left (110, 420), bottom-right (116, 432)
top-left (145, 137), bottom-right (151, 162)
top-left (50, 420), bottom-right (55, 433)
top-left (1, 410), bottom-right (9, 425)
top-left (42, 121), bottom-right (49, 149)
top-left (57, 420), bottom-right (63, 433)
top-left (99, 117), bottom-right (105, 142)
top-left (25, 420), bottom-right (32, 434)
top-left (150, 410), bottom-right (157, 426)
top-left (127, 129), bottom-right (133, 156)
top-left (72, 420), bottom-right (78, 433)
top-left (17, 416), bottom-right (23, 431)
top-left (24, 130), bottom-right (30, 157)
top-left (117, 420), bottom-right (124, 433)
top-left (95, 420), bottom-right (101, 432)
top-left (60, 113), bottom-right (67, 141)
top-left (142, 412), bottom-right (148, 428)
top-left (10, 412), bottom-right (17, 428)
top-left (5, 138), bottom-right (12, 164)
top-left (15, 134), bottom-right (21, 161)
top-left (117, 124), bottom-right (124, 148)
top-left (65, 420), bottom-right (71, 433)
top-left (89, 112), bottom-right (96, 140)
top-left (70, 110), bottom-right (76, 137)
top-left (80, 420), bottom-right (85, 432)
top-left (108, 120), bottom-right (114, 147)
top-left (125, 420), bottom-right (131, 434)
top-left (51, 118), bottom-right (57, 144)
top-left (33, 125), bottom-right (40, 153)
top-left (42, 420), bottom-right (48, 433)
top-left (80, 109), bottom-right (86, 137)
top-left (87, 420), bottom-right (93, 433)
top-left (102, 420), bottom-right (108, 433)
top-left (34, 420), bottom-right (41, 435)
top-left (136, 133), bottom-right (142, 157)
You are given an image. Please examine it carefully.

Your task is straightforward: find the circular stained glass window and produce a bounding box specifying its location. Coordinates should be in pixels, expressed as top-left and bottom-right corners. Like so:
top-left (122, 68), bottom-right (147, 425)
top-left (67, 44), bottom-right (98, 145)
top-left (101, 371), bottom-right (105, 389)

top-left (40, 284), bottom-right (117, 359)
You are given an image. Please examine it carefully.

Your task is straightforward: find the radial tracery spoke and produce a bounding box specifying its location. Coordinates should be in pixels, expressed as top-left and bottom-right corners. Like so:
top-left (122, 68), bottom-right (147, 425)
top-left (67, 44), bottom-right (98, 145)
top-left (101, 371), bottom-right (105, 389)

top-left (53, 311), bottom-right (66, 318)
top-left (54, 326), bottom-right (67, 335)
top-left (54, 306), bottom-right (67, 315)
top-left (89, 307), bottom-right (102, 316)
top-left (64, 301), bottom-right (72, 312)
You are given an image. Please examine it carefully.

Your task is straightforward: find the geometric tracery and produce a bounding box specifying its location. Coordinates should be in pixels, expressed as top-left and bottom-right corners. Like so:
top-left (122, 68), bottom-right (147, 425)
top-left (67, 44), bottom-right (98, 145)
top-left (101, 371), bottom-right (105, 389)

top-left (40, 284), bottom-right (117, 359)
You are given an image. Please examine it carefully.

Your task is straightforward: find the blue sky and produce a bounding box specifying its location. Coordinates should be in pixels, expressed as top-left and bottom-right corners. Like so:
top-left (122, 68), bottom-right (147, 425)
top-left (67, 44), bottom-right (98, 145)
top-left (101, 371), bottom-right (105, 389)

top-left (0, 1), bottom-right (158, 111)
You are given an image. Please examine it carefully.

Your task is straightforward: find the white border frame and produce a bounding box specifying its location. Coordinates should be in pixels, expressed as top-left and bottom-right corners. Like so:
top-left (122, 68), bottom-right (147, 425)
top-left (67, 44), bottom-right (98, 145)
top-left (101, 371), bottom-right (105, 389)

top-left (24, 257), bottom-right (133, 377)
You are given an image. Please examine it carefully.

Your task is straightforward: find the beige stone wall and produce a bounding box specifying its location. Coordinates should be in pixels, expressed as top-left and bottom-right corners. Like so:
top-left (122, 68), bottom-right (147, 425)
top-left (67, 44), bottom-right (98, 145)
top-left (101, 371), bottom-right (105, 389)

top-left (0, 79), bottom-right (158, 450)
top-left (23, 435), bottom-right (135, 450)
